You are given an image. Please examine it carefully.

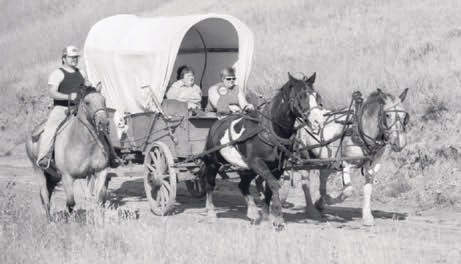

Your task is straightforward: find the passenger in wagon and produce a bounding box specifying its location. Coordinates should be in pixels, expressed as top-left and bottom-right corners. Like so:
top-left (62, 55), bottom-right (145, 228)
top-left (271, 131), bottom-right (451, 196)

top-left (166, 65), bottom-right (202, 110)
top-left (206, 67), bottom-right (254, 115)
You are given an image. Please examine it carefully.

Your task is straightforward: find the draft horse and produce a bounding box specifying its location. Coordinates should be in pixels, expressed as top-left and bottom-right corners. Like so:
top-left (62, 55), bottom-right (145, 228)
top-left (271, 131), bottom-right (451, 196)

top-left (26, 84), bottom-right (112, 220)
top-left (199, 72), bottom-right (324, 228)
top-left (297, 88), bottom-right (410, 225)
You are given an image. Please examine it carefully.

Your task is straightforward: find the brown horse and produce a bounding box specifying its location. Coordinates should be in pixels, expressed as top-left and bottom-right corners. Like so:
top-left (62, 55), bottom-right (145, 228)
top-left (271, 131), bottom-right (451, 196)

top-left (26, 84), bottom-right (111, 220)
top-left (199, 73), bottom-right (325, 228)
top-left (297, 88), bottom-right (409, 225)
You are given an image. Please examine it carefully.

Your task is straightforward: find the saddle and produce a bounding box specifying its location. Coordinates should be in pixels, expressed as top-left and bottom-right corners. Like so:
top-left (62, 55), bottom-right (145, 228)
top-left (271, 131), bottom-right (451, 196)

top-left (31, 113), bottom-right (73, 143)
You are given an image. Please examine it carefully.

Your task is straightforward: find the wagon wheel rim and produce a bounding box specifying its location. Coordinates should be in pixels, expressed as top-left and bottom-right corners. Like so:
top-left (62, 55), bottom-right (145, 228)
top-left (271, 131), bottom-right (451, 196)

top-left (144, 142), bottom-right (177, 216)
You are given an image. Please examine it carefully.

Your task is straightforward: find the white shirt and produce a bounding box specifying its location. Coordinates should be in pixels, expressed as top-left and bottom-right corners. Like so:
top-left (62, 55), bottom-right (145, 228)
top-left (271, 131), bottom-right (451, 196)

top-left (166, 80), bottom-right (201, 109)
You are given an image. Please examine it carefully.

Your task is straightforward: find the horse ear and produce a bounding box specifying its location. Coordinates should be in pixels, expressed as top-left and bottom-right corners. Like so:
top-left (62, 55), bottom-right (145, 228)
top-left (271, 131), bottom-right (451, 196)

top-left (95, 81), bottom-right (102, 92)
top-left (305, 72), bottom-right (316, 84)
top-left (376, 88), bottom-right (387, 101)
top-left (399, 88), bottom-right (409, 102)
top-left (288, 72), bottom-right (295, 82)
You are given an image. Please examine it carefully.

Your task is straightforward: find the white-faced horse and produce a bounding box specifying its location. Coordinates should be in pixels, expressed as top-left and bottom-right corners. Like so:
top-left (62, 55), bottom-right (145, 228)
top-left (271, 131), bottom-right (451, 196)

top-left (199, 73), bottom-right (325, 229)
top-left (297, 88), bottom-right (409, 225)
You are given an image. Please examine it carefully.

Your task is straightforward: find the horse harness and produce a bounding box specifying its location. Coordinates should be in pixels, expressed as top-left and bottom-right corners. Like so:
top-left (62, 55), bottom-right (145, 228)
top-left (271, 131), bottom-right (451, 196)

top-left (296, 91), bottom-right (409, 170)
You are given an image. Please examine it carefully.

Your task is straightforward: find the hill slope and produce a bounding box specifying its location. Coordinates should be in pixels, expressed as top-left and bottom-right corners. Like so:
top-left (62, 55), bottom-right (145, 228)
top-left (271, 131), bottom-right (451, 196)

top-left (1, 0), bottom-right (460, 208)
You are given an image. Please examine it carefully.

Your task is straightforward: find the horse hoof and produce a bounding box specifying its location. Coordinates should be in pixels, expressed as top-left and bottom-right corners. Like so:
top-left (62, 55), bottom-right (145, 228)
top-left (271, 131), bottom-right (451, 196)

top-left (363, 217), bottom-right (375, 226)
top-left (271, 216), bottom-right (285, 231)
top-left (306, 208), bottom-right (323, 221)
top-left (272, 221), bottom-right (286, 231)
top-left (314, 199), bottom-right (325, 212)
top-left (207, 210), bottom-right (217, 219)
top-left (247, 208), bottom-right (260, 223)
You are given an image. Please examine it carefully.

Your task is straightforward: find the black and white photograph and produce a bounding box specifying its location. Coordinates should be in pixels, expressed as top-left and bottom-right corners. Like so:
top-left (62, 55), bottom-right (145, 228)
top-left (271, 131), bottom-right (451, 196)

top-left (1, 0), bottom-right (460, 263)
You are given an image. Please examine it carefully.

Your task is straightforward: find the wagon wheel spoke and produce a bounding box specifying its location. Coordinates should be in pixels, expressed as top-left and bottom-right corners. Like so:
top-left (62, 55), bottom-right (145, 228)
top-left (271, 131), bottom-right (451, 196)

top-left (150, 150), bottom-right (163, 173)
top-left (154, 148), bottom-right (166, 173)
top-left (159, 187), bottom-right (168, 209)
top-left (146, 163), bottom-right (155, 173)
top-left (162, 180), bottom-right (171, 193)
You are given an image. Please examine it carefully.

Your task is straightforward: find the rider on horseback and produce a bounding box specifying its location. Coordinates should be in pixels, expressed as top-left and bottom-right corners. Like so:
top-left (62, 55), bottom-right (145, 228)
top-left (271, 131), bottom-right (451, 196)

top-left (36, 45), bottom-right (120, 169)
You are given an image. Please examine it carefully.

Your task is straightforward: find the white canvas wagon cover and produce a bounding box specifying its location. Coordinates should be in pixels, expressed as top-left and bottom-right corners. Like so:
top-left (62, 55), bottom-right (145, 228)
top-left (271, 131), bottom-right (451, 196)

top-left (84, 14), bottom-right (254, 113)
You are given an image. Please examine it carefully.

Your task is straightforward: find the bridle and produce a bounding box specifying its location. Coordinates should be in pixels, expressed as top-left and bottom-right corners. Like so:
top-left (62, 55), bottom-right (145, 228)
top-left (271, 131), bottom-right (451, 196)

top-left (78, 92), bottom-right (109, 135)
top-left (381, 106), bottom-right (409, 143)
top-left (358, 101), bottom-right (409, 153)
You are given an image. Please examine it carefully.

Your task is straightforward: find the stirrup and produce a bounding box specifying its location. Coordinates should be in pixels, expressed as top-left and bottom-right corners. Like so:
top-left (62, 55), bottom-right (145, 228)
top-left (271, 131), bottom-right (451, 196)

top-left (37, 157), bottom-right (51, 170)
top-left (109, 157), bottom-right (122, 168)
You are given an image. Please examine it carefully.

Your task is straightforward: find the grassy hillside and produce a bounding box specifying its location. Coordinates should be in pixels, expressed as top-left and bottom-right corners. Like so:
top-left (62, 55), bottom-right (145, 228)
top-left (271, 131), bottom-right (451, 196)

top-left (1, 0), bottom-right (461, 208)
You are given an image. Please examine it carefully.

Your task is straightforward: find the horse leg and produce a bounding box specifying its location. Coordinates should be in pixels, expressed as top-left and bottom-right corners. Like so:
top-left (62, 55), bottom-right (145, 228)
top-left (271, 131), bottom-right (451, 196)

top-left (61, 173), bottom-right (76, 213)
top-left (255, 176), bottom-right (265, 200)
top-left (200, 161), bottom-right (219, 218)
top-left (314, 169), bottom-right (333, 211)
top-left (247, 158), bottom-right (284, 229)
top-left (87, 174), bottom-right (96, 196)
top-left (38, 170), bottom-right (58, 221)
top-left (94, 169), bottom-right (109, 206)
top-left (261, 186), bottom-right (272, 221)
top-left (300, 170), bottom-right (322, 221)
top-left (362, 163), bottom-right (380, 226)
top-left (237, 172), bottom-right (259, 223)
top-left (340, 163), bottom-right (354, 198)
top-left (321, 164), bottom-right (355, 205)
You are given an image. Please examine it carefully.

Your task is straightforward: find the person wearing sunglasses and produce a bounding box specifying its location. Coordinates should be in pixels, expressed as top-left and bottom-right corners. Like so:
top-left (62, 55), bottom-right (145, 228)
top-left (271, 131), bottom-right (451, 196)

top-left (207, 67), bottom-right (254, 115)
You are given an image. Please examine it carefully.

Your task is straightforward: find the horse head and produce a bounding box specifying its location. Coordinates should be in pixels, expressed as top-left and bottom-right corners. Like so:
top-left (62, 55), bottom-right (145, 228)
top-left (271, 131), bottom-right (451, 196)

top-left (284, 72), bottom-right (326, 131)
top-left (76, 82), bottom-right (109, 135)
top-left (361, 88), bottom-right (410, 152)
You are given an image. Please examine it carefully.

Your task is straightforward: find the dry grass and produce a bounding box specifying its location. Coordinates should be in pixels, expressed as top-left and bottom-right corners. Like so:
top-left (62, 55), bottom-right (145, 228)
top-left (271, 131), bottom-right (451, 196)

top-left (1, 180), bottom-right (460, 264)
top-left (1, 0), bottom-right (461, 262)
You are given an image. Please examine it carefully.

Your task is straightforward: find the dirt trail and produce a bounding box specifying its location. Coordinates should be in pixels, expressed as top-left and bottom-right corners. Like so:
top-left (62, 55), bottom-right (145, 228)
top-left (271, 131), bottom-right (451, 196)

top-left (1, 147), bottom-right (461, 254)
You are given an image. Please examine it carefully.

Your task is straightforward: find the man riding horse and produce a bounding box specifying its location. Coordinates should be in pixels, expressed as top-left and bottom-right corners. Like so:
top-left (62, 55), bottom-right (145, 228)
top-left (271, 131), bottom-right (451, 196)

top-left (36, 45), bottom-right (119, 169)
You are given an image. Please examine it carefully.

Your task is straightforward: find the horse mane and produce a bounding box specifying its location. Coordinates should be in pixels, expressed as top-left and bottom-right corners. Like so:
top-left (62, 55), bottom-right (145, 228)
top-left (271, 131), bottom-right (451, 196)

top-left (277, 76), bottom-right (308, 101)
top-left (362, 90), bottom-right (394, 116)
top-left (75, 85), bottom-right (98, 105)
top-left (79, 85), bottom-right (97, 98)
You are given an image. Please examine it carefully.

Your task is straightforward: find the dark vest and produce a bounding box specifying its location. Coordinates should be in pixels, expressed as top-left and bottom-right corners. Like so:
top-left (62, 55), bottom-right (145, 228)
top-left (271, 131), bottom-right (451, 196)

top-left (53, 67), bottom-right (85, 106)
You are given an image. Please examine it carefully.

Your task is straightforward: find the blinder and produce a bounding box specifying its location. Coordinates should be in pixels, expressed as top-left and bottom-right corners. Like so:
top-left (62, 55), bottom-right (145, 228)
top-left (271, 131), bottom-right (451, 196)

top-left (382, 109), bottom-right (410, 131)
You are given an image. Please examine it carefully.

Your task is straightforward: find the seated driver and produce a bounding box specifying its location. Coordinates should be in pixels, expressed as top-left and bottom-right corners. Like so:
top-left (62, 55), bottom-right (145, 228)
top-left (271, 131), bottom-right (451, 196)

top-left (166, 65), bottom-right (201, 110)
top-left (207, 67), bottom-right (254, 115)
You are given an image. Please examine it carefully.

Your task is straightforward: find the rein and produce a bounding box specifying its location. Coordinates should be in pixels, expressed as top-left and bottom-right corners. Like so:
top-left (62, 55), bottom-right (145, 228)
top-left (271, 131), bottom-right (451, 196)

top-left (75, 95), bottom-right (110, 157)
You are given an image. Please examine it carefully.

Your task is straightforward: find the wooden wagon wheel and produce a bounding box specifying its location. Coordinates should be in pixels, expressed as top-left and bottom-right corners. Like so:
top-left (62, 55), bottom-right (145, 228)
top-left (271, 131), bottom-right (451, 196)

top-left (144, 142), bottom-right (177, 215)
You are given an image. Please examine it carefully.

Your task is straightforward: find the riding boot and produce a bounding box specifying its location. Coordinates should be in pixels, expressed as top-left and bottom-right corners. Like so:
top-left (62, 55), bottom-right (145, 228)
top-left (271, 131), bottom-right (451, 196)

top-left (109, 154), bottom-right (122, 168)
